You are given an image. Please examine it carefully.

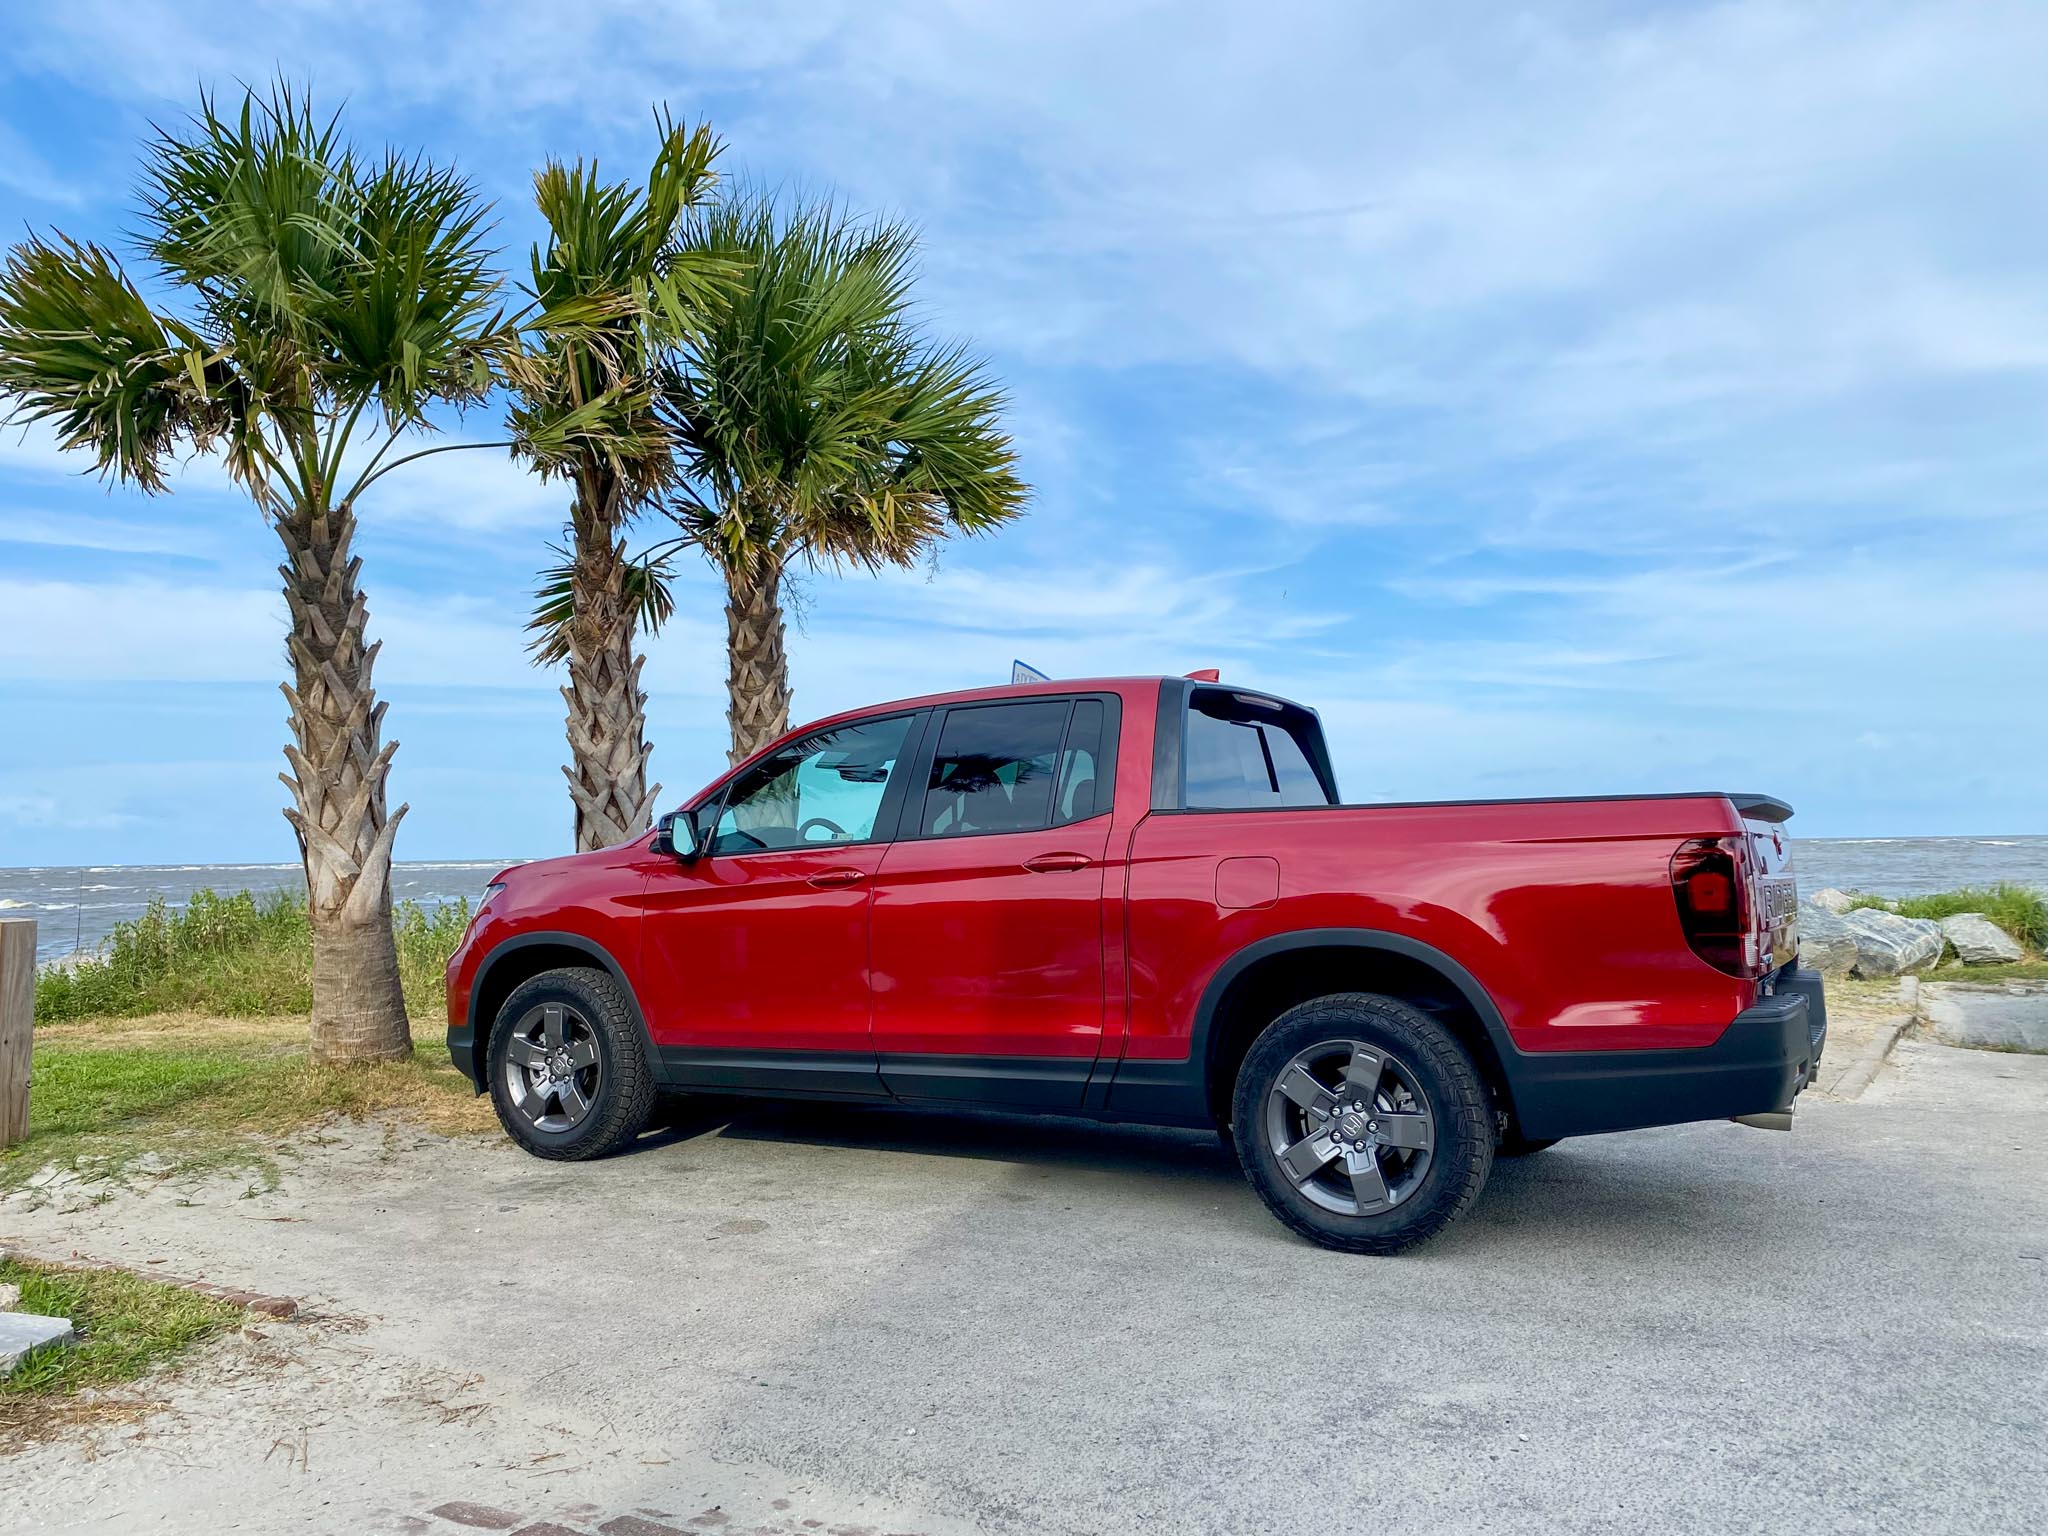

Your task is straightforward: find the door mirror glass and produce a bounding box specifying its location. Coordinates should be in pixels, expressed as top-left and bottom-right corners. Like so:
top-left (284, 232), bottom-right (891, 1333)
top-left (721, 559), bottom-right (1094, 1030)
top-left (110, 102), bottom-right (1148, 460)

top-left (652, 810), bottom-right (701, 860)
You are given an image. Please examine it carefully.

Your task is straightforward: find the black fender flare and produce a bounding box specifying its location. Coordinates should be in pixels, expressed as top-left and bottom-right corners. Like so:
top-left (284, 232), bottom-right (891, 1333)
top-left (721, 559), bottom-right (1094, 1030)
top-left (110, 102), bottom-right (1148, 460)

top-left (454, 930), bottom-right (657, 1088)
top-left (1190, 926), bottom-right (1526, 1102)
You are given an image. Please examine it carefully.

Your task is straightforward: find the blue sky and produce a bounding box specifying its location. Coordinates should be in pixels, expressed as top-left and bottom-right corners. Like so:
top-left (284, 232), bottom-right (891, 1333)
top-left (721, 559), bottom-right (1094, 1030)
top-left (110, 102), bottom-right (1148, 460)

top-left (2, 0), bottom-right (2044, 865)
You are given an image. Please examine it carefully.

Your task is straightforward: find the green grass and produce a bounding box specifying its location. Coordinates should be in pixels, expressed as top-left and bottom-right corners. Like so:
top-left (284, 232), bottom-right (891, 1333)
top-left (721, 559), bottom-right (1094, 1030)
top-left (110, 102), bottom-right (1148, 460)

top-left (1843, 882), bottom-right (2047, 949)
top-left (1918, 959), bottom-right (2048, 985)
top-left (2, 1016), bottom-right (495, 1195)
top-left (23, 1045), bottom-right (263, 1138)
top-left (9, 888), bottom-right (492, 1194)
top-left (0, 1255), bottom-right (242, 1436)
top-left (35, 888), bottom-right (472, 1023)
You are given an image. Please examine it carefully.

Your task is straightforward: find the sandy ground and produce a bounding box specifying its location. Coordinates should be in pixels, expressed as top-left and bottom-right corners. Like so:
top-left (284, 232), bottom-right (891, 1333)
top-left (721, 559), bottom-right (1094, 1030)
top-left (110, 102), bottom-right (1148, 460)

top-left (3, 1033), bottom-right (2044, 1536)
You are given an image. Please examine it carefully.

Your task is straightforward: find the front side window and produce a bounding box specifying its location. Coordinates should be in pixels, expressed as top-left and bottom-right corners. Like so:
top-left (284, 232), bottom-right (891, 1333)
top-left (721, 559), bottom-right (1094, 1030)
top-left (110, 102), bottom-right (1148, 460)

top-left (708, 714), bottom-right (913, 854)
top-left (1184, 689), bottom-right (1334, 808)
top-left (919, 698), bottom-right (1110, 838)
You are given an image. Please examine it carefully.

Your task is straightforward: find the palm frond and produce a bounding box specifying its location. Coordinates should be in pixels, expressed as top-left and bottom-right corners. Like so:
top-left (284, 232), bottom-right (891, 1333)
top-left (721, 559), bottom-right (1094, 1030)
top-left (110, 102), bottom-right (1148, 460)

top-left (526, 536), bottom-right (688, 666)
top-left (661, 191), bottom-right (1027, 579)
top-left (0, 234), bottom-right (208, 491)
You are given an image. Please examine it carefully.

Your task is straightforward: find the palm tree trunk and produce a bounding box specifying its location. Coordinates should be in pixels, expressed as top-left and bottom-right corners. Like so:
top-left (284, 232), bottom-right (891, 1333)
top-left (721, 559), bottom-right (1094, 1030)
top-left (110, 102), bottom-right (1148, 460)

top-left (275, 498), bottom-right (412, 1064)
top-left (560, 477), bottom-right (658, 851)
top-left (724, 560), bottom-right (790, 762)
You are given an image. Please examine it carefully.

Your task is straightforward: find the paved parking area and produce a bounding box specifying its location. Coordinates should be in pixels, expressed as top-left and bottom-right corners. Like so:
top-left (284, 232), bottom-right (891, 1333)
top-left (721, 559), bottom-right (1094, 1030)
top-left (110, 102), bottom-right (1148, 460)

top-left (6, 1036), bottom-right (2045, 1536)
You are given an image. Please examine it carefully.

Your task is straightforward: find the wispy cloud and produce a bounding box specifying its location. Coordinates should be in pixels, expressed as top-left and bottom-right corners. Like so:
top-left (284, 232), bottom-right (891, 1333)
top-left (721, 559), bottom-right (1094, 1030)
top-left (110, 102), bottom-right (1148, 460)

top-left (1, 1), bottom-right (2043, 848)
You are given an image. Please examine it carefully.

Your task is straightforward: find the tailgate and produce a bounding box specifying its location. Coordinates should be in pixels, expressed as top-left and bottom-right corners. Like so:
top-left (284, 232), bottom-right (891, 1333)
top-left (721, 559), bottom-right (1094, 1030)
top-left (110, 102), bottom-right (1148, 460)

top-left (1739, 804), bottom-right (1799, 974)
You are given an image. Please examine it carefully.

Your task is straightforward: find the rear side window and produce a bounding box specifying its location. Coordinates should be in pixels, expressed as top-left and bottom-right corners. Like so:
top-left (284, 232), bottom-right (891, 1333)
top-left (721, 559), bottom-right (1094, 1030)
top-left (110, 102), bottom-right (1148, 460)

top-left (919, 697), bottom-right (1111, 838)
top-left (1055, 699), bottom-right (1105, 822)
top-left (1184, 690), bottom-right (1334, 808)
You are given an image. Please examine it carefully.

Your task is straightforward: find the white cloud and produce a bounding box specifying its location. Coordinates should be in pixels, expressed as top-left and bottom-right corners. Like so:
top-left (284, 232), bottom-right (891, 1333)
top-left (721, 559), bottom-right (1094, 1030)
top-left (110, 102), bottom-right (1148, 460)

top-left (0, 573), bottom-right (571, 690)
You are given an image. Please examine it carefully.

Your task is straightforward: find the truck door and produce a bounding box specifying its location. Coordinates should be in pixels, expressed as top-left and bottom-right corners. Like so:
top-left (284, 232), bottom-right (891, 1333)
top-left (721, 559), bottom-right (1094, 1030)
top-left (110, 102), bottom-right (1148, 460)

top-left (868, 695), bottom-right (1119, 1107)
top-left (637, 710), bottom-right (922, 1096)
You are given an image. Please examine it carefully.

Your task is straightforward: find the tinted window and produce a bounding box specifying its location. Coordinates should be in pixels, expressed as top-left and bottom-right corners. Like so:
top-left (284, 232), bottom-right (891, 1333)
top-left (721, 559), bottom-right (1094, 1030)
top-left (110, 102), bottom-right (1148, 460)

top-left (709, 714), bottom-right (912, 854)
top-left (1054, 698), bottom-right (1105, 823)
top-left (920, 700), bottom-right (1072, 837)
top-left (1184, 691), bottom-right (1333, 808)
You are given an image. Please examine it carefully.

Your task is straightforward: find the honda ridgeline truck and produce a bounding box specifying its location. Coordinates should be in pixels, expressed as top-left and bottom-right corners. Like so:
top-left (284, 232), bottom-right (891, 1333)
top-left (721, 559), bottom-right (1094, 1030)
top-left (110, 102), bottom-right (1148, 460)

top-left (446, 675), bottom-right (1823, 1254)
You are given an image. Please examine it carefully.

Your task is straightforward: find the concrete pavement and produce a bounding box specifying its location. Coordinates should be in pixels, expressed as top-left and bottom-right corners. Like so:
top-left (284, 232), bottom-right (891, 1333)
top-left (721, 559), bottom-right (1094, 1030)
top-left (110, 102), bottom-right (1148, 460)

top-left (4, 1036), bottom-right (2044, 1535)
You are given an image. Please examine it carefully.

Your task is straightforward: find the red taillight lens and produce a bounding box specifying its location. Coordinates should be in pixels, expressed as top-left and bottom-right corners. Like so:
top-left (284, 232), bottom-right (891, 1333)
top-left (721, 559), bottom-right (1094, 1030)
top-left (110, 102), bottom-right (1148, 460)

top-left (1670, 836), bottom-right (1757, 976)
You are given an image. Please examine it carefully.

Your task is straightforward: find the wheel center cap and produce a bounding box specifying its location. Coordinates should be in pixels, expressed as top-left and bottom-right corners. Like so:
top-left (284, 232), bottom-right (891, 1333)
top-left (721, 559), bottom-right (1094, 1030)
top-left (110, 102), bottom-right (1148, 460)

top-left (546, 1048), bottom-right (572, 1078)
top-left (1337, 1110), bottom-right (1369, 1142)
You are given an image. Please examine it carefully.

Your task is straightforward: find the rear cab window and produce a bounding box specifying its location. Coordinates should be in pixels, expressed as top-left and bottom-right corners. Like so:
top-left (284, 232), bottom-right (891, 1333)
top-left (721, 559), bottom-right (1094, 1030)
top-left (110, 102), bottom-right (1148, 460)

top-left (1183, 686), bottom-right (1337, 809)
top-left (915, 695), bottom-right (1118, 838)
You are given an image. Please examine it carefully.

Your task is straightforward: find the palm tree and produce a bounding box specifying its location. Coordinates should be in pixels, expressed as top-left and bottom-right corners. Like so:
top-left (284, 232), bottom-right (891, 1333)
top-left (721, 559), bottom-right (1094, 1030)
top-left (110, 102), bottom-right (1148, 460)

top-left (506, 114), bottom-right (730, 850)
top-left (0, 85), bottom-right (505, 1063)
top-left (550, 197), bottom-right (1027, 762)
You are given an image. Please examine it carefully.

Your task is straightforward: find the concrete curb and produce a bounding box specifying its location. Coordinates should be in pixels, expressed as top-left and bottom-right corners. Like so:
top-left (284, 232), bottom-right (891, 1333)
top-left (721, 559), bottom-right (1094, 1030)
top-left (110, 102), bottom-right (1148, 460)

top-left (1827, 1013), bottom-right (1913, 1101)
top-left (0, 1242), bottom-right (300, 1319)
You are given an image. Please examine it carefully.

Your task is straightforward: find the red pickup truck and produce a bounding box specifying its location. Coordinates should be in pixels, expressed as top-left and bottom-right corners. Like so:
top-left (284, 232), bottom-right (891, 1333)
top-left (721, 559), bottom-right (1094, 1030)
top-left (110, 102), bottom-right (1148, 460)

top-left (446, 675), bottom-right (1824, 1253)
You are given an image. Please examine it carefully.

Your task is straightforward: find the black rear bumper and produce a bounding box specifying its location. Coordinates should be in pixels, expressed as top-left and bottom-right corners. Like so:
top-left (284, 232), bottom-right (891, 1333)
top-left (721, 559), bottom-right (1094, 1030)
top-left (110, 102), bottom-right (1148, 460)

top-left (1509, 964), bottom-right (1828, 1140)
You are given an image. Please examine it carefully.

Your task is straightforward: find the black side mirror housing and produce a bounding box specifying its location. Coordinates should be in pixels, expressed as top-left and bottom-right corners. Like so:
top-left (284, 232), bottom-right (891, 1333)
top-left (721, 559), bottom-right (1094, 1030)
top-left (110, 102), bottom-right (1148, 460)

top-left (651, 810), bottom-right (702, 861)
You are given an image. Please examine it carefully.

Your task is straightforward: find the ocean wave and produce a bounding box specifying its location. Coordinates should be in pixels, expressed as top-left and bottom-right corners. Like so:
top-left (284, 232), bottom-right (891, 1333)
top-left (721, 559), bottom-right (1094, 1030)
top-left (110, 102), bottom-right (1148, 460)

top-left (0, 898), bottom-right (36, 909)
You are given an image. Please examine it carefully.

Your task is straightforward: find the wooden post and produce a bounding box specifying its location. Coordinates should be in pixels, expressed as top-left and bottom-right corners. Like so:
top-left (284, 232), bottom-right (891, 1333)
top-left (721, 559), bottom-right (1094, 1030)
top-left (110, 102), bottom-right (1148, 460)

top-left (0, 918), bottom-right (32, 1148)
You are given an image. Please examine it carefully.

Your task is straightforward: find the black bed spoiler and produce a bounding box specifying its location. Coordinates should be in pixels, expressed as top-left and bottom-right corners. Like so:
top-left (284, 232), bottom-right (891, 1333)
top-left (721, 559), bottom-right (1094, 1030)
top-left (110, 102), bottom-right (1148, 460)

top-left (1729, 794), bottom-right (1793, 824)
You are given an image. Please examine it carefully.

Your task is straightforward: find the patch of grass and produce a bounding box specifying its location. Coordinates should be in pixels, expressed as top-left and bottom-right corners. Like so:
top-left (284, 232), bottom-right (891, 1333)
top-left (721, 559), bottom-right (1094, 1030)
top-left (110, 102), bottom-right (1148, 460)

top-left (2, 1014), bottom-right (496, 1195)
top-left (35, 888), bottom-right (472, 1024)
top-left (0, 1256), bottom-right (242, 1438)
top-left (1844, 883), bottom-right (2047, 949)
top-left (1919, 959), bottom-right (2048, 985)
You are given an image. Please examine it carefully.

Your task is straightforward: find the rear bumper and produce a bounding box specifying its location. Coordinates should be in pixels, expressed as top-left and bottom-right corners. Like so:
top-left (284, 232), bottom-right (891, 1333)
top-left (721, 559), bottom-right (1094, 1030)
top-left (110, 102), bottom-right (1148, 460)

top-left (1509, 963), bottom-right (1828, 1140)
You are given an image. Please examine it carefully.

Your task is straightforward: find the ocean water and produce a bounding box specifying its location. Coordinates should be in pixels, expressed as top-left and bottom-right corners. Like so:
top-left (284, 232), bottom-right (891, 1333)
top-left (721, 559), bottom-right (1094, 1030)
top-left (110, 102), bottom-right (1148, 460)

top-left (2, 859), bottom-right (528, 964)
top-left (3, 836), bottom-right (2045, 966)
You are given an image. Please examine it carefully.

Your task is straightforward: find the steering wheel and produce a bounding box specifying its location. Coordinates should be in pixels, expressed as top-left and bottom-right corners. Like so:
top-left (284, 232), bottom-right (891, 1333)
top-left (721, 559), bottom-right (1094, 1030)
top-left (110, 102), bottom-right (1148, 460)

top-left (797, 816), bottom-right (846, 842)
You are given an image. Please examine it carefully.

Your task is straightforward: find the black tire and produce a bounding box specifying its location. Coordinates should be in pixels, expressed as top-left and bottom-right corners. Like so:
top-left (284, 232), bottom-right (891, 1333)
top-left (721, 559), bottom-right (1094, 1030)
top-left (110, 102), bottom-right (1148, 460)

top-left (1231, 993), bottom-right (1494, 1255)
top-left (487, 966), bottom-right (656, 1161)
top-left (1496, 1132), bottom-right (1560, 1158)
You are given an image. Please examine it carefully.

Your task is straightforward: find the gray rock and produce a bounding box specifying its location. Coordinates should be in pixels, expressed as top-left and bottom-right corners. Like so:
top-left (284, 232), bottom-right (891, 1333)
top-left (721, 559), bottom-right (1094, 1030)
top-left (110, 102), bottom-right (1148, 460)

top-left (1841, 906), bottom-right (1945, 977)
top-left (1937, 912), bottom-right (2024, 966)
top-left (0, 1311), bottom-right (74, 1375)
top-left (1796, 902), bottom-right (1860, 975)
top-left (1809, 887), bottom-right (1858, 915)
top-left (0, 1282), bottom-right (18, 1310)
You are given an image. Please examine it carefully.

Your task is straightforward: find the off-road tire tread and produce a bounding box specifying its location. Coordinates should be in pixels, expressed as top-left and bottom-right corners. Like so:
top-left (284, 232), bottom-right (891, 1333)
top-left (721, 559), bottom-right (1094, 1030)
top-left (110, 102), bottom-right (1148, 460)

top-left (489, 966), bottom-right (655, 1161)
top-left (1232, 992), bottom-right (1494, 1255)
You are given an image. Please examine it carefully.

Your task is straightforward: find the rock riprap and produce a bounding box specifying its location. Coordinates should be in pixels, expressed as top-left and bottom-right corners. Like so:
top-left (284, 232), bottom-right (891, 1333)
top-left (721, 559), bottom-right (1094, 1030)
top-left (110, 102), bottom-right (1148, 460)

top-left (1937, 912), bottom-right (2024, 966)
top-left (1839, 906), bottom-right (1945, 977)
top-left (1795, 902), bottom-right (1860, 975)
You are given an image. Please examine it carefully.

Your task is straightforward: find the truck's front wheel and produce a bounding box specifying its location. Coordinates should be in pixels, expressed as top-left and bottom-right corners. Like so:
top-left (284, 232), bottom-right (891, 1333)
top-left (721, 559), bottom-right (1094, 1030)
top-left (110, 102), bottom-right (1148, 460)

top-left (1232, 993), bottom-right (1494, 1255)
top-left (487, 966), bottom-right (656, 1161)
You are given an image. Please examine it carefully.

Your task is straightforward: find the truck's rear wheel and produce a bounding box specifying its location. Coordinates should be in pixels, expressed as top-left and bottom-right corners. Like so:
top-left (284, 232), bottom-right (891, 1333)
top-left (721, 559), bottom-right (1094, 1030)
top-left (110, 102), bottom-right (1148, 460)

top-left (1232, 993), bottom-right (1493, 1255)
top-left (487, 967), bottom-right (655, 1161)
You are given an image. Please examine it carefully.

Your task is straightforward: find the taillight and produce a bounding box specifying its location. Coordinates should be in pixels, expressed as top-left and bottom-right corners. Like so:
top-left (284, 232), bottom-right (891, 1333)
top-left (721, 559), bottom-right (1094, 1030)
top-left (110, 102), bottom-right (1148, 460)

top-left (1670, 836), bottom-right (1758, 977)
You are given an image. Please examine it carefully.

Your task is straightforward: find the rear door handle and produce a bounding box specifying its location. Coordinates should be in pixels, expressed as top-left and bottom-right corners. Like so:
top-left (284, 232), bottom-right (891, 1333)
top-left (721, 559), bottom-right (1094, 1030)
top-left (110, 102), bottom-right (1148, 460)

top-left (808, 868), bottom-right (865, 888)
top-left (1023, 852), bottom-right (1092, 873)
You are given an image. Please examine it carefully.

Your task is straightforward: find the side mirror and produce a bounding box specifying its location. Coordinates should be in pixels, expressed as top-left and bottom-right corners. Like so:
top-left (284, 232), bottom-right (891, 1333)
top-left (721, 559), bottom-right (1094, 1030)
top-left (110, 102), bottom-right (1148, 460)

top-left (651, 810), bottom-right (702, 861)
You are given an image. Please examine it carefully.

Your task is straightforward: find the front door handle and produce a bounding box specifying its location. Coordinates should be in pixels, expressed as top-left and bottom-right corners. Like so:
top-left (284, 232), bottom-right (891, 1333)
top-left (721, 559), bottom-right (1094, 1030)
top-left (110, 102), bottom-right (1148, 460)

top-left (1023, 852), bottom-right (1092, 873)
top-left (808, 868), bottom-right (865, 889)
